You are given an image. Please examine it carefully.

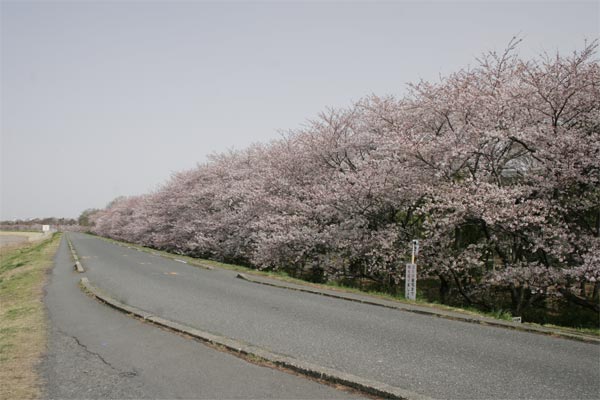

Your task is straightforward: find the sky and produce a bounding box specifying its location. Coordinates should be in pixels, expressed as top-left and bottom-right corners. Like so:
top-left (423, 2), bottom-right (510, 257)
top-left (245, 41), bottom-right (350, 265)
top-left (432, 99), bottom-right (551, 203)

top-left (1, 0), bottom-right (598, 220)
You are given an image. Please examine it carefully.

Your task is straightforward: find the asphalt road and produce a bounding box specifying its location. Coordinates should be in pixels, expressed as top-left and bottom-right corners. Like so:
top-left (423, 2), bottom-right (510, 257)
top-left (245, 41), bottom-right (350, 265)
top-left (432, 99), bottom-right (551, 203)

top-left (40, 236), bottom-right (363, 399)
top-left (68, 233), bottom-right (600, 399)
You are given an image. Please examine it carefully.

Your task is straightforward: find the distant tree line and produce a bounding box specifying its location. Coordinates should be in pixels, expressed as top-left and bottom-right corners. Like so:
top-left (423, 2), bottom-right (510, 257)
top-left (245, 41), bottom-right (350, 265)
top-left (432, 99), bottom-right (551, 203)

top-left (87, 41), bottom-right (599, 327)
top-left (0, 217), bottom-right (79, 232)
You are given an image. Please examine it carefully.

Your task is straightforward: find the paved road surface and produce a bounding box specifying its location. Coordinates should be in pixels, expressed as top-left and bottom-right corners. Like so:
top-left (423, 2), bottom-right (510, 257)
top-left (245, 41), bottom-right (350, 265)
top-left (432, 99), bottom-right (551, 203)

top-left (40, 236), bottom-right (363, 399)
top-left (67, 233), bottom-right (600, 399)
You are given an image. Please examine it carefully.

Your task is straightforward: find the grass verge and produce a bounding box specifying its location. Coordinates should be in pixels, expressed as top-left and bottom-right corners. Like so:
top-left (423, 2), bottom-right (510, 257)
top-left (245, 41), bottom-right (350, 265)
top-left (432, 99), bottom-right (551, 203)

top-left (0, 233), bottom-right (61, 400)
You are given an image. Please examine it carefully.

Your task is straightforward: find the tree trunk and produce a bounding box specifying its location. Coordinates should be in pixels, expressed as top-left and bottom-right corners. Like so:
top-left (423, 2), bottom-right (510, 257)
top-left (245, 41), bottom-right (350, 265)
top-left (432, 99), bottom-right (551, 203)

top-left (511, 287), bottom-right (527, 316)
top-left (559, 288), bottom-right (600, 313)
top-left (438, 274), bottom-right (450, 304)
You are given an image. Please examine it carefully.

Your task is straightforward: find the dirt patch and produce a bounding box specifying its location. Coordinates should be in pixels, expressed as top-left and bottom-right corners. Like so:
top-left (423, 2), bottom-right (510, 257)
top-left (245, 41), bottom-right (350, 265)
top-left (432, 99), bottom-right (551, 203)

top-left (0, 235), bottom-right (28, 248)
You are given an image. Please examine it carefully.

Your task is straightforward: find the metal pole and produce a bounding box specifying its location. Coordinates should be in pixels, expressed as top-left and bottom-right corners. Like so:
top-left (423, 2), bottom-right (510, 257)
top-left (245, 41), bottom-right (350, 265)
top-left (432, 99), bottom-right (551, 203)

top-left (411, 240), bottom-right (419, 264)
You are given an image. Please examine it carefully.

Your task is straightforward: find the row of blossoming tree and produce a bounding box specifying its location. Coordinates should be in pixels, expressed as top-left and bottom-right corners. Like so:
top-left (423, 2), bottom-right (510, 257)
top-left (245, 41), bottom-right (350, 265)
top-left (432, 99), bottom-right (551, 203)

top-left (90, 41), bottom-right (599, 324)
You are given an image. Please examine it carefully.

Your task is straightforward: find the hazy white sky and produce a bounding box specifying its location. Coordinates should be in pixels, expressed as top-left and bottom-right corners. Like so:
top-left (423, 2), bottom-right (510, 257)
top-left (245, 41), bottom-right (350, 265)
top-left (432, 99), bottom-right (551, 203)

top-left (1, 0), bottom-right (598, 220)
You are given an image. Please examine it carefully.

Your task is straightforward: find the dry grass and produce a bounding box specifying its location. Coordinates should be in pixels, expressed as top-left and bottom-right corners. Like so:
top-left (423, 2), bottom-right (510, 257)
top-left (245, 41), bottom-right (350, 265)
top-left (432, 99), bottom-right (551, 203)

top-left (0, 233), bottom-right (60, 400)
top-left (0, 231), bottom-right (42, 237)
top-left (0, 232), bottom-right (50, 257)
top-left (0, 231), bottom-right (47, 241)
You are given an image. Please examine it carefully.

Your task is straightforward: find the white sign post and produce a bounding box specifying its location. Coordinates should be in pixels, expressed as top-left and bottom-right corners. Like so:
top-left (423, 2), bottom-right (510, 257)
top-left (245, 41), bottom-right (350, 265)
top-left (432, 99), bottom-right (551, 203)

top-left (405, 263), bottom-right (417, 300)
top-left (42, 225), bottom-right (50, 233)
top-left (405, 240), bottom-right (419, 301)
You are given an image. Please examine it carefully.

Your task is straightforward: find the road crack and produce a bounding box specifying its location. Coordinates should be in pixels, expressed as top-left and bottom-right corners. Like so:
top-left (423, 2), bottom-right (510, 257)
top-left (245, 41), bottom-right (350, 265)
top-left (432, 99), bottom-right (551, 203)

top-left (58, 329), bottom-right (138, 378)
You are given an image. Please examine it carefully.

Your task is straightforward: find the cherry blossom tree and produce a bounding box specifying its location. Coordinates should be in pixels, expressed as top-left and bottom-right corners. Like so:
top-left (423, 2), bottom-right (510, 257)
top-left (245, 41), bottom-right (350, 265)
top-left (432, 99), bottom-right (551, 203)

top-left (89, 39), bottom-right (599, 319)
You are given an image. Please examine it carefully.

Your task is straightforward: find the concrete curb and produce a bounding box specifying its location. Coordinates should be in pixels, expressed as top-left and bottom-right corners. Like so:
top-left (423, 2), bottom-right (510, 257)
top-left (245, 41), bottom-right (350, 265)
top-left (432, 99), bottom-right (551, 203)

top-left (74, 261), bottom-right (84, 273)
top-left (66, 235), bottom-right (85, 273)
top-left (79, 277), bottom-right (432, 400)
top-left (236, 273), bottom-right (600, 345)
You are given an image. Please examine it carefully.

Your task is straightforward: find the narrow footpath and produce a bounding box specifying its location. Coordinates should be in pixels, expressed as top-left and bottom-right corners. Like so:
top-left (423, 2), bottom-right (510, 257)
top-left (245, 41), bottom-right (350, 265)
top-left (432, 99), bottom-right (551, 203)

top-left (39, 236), bottom-right (362, 399)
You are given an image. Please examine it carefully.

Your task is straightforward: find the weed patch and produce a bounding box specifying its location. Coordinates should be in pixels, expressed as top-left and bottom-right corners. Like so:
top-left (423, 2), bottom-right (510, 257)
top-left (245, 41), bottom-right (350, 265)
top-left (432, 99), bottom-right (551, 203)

top-left (0, 233), bottom-right (60, 400)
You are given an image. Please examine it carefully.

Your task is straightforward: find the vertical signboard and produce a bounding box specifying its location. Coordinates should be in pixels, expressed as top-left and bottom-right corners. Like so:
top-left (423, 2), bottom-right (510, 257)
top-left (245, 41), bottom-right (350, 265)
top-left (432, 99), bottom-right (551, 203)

top-left (42, 225), bottom-right (50, 233)
top-left (405, 263), bottom-right (417, 300)
top-left (405, 239), bottom-right (419, 301)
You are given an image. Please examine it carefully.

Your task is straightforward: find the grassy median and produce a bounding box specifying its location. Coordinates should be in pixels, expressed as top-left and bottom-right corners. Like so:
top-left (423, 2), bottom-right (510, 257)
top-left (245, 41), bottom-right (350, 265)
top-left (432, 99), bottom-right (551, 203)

top-left (0, 233), bottom-right (61, 400)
